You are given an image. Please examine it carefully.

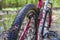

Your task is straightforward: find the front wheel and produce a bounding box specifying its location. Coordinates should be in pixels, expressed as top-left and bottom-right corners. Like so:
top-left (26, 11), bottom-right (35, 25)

top-left (7, 4), bottom-right (38, 40)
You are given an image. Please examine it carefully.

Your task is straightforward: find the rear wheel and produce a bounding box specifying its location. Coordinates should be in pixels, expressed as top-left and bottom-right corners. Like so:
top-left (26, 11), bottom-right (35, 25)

top-left (37, 8), bottom-right (52, 40)
top-left (7, 4), bottom-right (38, 40)
top-left (44, 8), bottom-right (52, 30)
top-left (42, 8), bottom-right (52, 39)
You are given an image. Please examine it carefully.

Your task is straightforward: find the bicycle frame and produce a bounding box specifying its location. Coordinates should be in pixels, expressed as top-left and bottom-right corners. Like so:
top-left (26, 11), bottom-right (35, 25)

top-left (19, 0), bottom-right (52, 40)
top-left (37, 0), bottom-right (42, 9)
top-left (37, 0), bottom-right (52, 40)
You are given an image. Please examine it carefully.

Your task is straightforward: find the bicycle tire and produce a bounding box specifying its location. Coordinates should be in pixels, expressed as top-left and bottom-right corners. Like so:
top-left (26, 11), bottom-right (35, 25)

top-left (37, 7), bottom-right (52, 40)
top-left (42, 7), bottom-right (52, 30)
top-left (45, 8), bottom-right (52, 30)
top-left (7, 4), bottom-right (38, 40)
top-left (41, 7), bottom-right (52, 39)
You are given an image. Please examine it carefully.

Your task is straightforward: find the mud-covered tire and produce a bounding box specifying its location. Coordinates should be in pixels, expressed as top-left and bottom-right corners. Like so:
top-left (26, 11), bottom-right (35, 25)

top-left (6, 4), bottom-right (38, 40)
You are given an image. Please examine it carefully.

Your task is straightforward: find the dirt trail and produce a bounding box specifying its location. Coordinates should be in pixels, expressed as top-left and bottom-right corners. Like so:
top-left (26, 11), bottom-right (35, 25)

top-left (50, 10), bottom-right (60, 36)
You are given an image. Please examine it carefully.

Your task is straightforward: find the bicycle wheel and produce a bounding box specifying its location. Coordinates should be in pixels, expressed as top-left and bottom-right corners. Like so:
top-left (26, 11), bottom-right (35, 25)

top-left (37, 7), bottom-right (52, 40)
top-left (41, 8), bottom-right (52, 39)
top-left (6, 4), bottom-right (38, 40)
top-left (43, 7), bottom-right (52, 30)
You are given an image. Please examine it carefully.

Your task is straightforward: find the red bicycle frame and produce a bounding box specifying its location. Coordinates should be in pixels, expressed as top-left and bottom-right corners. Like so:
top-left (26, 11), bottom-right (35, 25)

top-left (37, 0), bottom-right (52, 40)
top-left (20, 19), bottom-right (31, 40)
top-left (37, 0), bottom-right (42, 9)
top-left (19, 0), bottom-right (52, 40)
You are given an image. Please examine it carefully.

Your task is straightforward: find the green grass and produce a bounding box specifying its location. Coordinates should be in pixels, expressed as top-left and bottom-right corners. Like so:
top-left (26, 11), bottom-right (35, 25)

top-left (3, 14), bottom-right (17, 30)
top-left (2, 7), bottom-right (21, 11)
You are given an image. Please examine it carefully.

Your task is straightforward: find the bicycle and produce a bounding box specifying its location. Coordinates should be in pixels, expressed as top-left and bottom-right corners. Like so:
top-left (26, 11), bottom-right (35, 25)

top-left (1, 0), bottom-right (60, 40)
